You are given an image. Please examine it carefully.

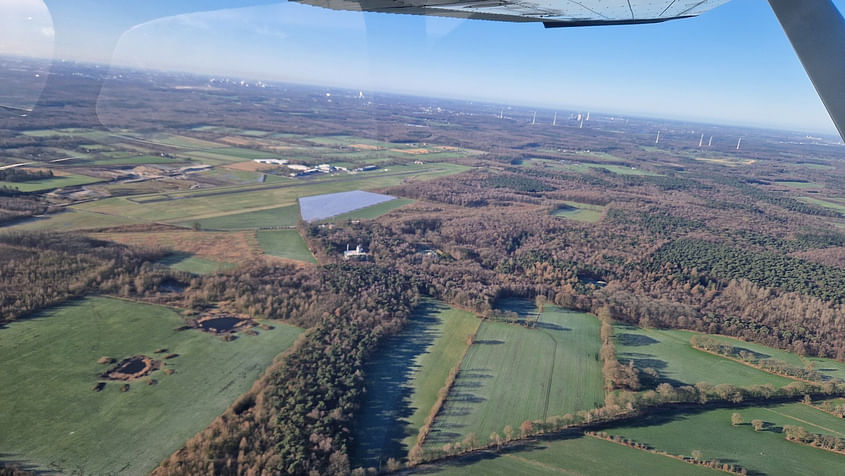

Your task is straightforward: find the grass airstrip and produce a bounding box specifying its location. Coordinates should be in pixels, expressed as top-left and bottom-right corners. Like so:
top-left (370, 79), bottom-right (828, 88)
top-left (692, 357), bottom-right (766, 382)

top-left (0, 296), bottom-right (302, 476)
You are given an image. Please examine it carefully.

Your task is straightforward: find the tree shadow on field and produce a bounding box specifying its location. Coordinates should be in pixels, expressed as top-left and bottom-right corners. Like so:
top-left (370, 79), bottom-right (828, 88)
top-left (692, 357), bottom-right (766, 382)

top-left (350, 300), bottom-right (448, 468)
top-left (617, 333), bottom-right (660, 347)
top-left (0, 454), bottom-right (45, 475)
top-left (536, 321), bottom-right (570, 332)
top-left (615, 352), bottom-right (686, 388)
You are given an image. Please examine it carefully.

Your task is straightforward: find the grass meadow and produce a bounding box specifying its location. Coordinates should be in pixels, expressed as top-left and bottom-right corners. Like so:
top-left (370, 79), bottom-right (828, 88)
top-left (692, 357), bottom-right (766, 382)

top-left (702, 334), bottom-right (845, 382)
top-left (425, 300), bottom-right (604, 448)
top-left (430, 434), bottom-right (722, 475)
top-left (551, 201), bottom-right (605, 223)
top-left (157, 253), bottom-right (235, 274)
top-left (256, 229), bottom-right (316, 263)
top-left (605, 404), bottom-right (845, 476)
top-left (0, 173), bottom-right (100, 192)
top-left (184, 204), bottom-right (301, 230)
top-left (614, 325), bottom-right (793, 388)
top-left (351, 299), bottom-right (479, 468)
top-left (0, 296), bottom-right (302, 476)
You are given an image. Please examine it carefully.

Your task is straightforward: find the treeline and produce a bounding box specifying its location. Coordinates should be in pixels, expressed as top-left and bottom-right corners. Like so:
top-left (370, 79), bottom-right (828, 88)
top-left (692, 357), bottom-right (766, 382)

top-left (0, 168), bottom-right (52, 182)
top-left (485, 174), bottom-right (555, 193)
top-left (783, 425), bottom-right (845, 454)
top-left (0, 232), bottom-right (164, 321)
top-left (155, 264), bottom-right (419, 475)
top-left (586, 431), bottom-right (748, 475)
top-left (0, 194), bottom-right (46, 225)
top-left (649, 238), bottom-right (845, 303)
top-left (690, 335), bottom-right (825, 382)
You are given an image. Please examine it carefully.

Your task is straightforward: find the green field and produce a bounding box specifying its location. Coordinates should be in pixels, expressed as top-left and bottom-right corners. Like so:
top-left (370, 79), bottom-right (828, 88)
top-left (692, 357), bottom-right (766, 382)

top-left (323, 198), bottom-right (414, 222)
top-left (605, 403), bottom-right (845, 476)
top-left (256, 230), bottom-right (316, 263)
top-left (614, 325), bottom-right (793, 388)
top-left (800, 196), bottom-right (845, 214)
top-left (157, 253), bottom-right (235, 274)
top-left (775, 180), bottom-right (822, 189)
top-left (573, 151), bottom-right (623, 162)
top-left (1, 209), bottom-right (144, 232)
top-left (351, 300), bottom-right (480, 467)
top-left (426, 300), bottom-right (604, 448)
top-left (703, 334), bottom-right (845, 382)
top-left (0, 296), bottom-right (302, 476)
top-left (89, 155), bottom-right (185, 166)
top-left (431, 434), bottom-right (721, 475)
top-left (0, 173), bottom-right (100, 192)
top-left (185, 204), bottom-right (301, 230)
top-left (551, 201), bottom-right (605, 223)
top-left (21, 128), bottom-right (112, 141)
top-left (571, 163), bottom-right (661, 176)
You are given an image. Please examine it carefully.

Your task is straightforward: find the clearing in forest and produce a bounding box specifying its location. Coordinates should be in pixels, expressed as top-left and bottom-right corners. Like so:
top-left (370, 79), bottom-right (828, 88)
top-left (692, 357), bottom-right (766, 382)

top-left (425, 299), bottom-right (604, 448)
top-left (0, 296), bottom-right (302, 476)
top-left (551, 200), bottom-right (605, 223)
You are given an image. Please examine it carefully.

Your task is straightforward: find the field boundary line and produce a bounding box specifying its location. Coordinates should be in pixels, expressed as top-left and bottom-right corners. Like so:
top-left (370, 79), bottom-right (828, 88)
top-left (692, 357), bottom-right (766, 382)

top-left (784, 435), bottom-right (845, 456)
top-left (584, 432), bottom-right (743, 475)
top-left (804, 401), bottom-right (845, 420)
top-left (762, 408), bottom-right (845, 437)
top-left (690, 342), bottom-right (817, 385)
top-left (536, 324), bottom-right (559, 421)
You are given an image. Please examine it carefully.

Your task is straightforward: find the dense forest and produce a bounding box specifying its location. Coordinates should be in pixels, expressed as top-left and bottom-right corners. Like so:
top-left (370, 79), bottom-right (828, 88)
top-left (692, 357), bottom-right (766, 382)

top-left (0, 232), bottom-right (164, 321)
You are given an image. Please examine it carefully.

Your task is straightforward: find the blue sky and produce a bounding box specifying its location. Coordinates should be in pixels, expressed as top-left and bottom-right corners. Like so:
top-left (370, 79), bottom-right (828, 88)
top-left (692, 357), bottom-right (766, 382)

top-left (5, 1), bottom-right (844, 134)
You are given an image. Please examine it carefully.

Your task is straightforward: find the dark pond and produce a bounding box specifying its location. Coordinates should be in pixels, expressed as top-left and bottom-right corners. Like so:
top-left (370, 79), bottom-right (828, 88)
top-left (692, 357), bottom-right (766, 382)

top-left (199, 317), bottom-right (244, 332)
top-left (115, 358), bottom-right (146, 374)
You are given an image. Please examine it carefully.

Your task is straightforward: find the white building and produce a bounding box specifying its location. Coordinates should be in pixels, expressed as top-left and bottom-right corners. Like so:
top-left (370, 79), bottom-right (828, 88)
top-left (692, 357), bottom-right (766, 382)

top-left (343, 244), bottom-right (369, 260)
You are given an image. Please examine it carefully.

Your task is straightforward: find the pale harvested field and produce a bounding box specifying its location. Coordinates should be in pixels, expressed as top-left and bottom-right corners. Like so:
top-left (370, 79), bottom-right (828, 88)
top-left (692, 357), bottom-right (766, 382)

top-left (349, 143), bottom-right (381, 150)
top-left (223, 161), bottom-right (277, 172)
top-left (390, 148), bottom-right (430, 155)
top-left (93, 230), bottom-right (266, 264)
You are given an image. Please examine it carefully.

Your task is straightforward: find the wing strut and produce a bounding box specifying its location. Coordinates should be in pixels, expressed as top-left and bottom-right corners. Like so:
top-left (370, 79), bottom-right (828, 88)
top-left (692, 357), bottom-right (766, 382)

top-left (769, 0), bottom-right (845, 140)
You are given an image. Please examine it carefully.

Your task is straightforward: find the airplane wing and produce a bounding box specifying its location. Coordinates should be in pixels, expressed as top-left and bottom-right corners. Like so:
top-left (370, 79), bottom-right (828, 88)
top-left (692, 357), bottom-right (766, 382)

top-left (290, 0), bottom-right (732, 27)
